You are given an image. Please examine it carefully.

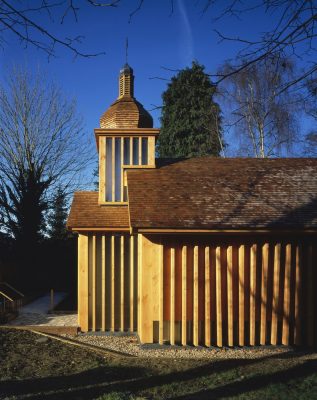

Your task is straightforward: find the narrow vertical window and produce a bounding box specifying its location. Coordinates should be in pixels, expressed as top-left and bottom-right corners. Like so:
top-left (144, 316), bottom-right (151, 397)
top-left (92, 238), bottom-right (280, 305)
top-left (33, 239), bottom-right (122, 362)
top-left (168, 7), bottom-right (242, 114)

top-left (141, 137), bottom-right (148, 165)
top-left (106, 138), bottom-right (112, 201)
top-left (124, 137), bottom-right (130, 165)
top-left (115, 138), bottom-right (121, 201)
top-left (133, 137), bottom-right (139, 165)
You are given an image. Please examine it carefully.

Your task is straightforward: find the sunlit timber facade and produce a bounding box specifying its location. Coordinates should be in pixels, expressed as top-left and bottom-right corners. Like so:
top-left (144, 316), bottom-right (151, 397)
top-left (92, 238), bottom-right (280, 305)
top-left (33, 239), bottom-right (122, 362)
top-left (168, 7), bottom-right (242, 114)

top-left (68, 64), bottom-right (317, 347)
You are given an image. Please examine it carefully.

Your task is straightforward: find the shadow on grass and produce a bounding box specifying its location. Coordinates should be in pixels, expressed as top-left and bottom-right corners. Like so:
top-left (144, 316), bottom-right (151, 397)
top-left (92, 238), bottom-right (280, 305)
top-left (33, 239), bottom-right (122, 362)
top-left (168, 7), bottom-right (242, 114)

top-left (0, 350), bottom-right (315, 400)
top-left (173, 359), bottom-right (317, 399)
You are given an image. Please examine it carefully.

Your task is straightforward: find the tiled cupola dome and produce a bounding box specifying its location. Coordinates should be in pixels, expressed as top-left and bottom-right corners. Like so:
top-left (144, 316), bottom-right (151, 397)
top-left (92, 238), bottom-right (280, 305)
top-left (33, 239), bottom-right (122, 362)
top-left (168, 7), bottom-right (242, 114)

top-left (100, 64), bottom-right (153, 129)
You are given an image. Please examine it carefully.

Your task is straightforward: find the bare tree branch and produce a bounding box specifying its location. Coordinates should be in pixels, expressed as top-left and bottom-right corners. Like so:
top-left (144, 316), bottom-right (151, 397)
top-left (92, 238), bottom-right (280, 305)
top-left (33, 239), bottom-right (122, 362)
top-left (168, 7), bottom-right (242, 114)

top-left (128, 0), bottom-right (144, 23)
top-left (219, 56), bottom-right (302, 157)
top-left (206, 1), bottom-right (317, 92)
top-left (0, 66), bottom-right (95, 237)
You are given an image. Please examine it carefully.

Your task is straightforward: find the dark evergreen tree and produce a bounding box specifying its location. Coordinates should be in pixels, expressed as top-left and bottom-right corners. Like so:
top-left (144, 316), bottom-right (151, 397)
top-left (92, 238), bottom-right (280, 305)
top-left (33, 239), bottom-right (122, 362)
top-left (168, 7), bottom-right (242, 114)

top-left (47, 187), bottom-right (68, 241)
top-left (0, 165), bottom-right (49, 288)
top-left (157, 61), bottom-right (223, 158)
top-left (0, 164), bottom-right (49, 244)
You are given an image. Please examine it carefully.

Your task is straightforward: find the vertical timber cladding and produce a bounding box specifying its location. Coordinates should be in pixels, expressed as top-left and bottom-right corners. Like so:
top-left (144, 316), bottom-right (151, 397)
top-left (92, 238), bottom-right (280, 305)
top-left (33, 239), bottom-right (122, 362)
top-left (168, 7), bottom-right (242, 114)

top-left (78, 233), bottom-right (138, 332)
top-left (139, 234), bottom-right (317, 347)
top-left (98, 135), bottom-right (154, 204)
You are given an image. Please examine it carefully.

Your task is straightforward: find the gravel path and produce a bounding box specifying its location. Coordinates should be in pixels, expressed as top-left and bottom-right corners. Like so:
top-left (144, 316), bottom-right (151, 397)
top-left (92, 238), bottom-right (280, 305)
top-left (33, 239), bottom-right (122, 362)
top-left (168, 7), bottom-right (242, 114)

top-left (62, 334), bottom-right (296, 359)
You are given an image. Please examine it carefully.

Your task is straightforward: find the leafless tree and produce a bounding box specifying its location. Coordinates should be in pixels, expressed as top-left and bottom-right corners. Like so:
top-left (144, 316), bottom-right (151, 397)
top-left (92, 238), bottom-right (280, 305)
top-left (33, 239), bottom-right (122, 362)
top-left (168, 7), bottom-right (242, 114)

top-left (219, 56), bottom-right (301, 157)
top-left (206, 0), bottom-right (317, 93)
top-left (0, 66), bottom-right (93, 237)
top-left (303, 76), bottom-right (317, 155)
top-left (0, 0), bottom-right (146, 58)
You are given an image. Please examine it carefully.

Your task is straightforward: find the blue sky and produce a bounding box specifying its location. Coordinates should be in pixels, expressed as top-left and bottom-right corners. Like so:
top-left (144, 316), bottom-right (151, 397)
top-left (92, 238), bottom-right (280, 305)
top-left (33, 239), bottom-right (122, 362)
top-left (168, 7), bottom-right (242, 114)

top-left (0, 1), bottom-right (278, 129)
top-left (0, 0), bottom-right (312, 172)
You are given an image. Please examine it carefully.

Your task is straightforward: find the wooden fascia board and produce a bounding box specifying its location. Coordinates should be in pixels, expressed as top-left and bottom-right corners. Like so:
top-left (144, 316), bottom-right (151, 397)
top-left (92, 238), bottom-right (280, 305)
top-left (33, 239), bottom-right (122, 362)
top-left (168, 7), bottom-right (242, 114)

top-left (94, 128), bottom-right (160, 152)
top-left (98, 201), bottom-right (129, 206)
top-left (95, 128), bottom-right (160, 135)
top-left (70, 227), bottom-right (130, 233)
top-left (135, 228), bottom-right (317, 235)
top-left (123, 165), bottom-right (156, 169)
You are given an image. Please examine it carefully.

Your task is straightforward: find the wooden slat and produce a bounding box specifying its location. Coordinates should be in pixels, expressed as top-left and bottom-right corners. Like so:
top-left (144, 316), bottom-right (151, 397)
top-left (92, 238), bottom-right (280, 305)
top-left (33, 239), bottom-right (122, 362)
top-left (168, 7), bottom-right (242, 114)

top-left (175, 247), bottom-right (182, 342)
top-left (250, 244), bottom-right (257, 346)
top-left (186, 247), bottom-right (193, 341)
top-left (159, 243), bottom-right (164, 344)
top-left (170, 247), bottom-right (175, 345)
top-left (216, 246), bottom-right (222, 347)
top-left (205, 246), bottom-right (211, 347)
top-left (271, 243), bottom-right (281, 345)
top-left (138, 137), bottom-right (142, 165)
top-left (227, 246), bottom-right (233, 347)
top-left (163, 246), bottom-right (171, 334)
top-left (148, 136), bottom-right (155, 166)
top-left (130, 137), bottom-right (133, 165)
top-left (78, 234), bottom-right (89, 331)
top-left (101, 235), bottom-right (106, 331)
top-left (92, 235), bottom-right (97, 331)
top-left (112, 137), bottom-right (115, 202)
top-left (182, 245), bottom-right (187, 346)
top-left (137, 234), bottom-right (141, 334)
top-left (210, 247), bottom-right (216, 345)
top-left (139, 235), bottom-right (155, 343)
top-left (151, 244), bottom-right (161, 340)
top-left (260, 243), bottom-right (269, 345)
top-left (294, 244), bottom-right (302, 345)
top-left (282, 243), bottom-right (291, 345)
top-left (111, 235), bottom-right (115, 332)
top-left (130, 235), bottom-right (134, 332)
top-left (120, 235), bottom-right (125, 331)
top-left (87, 236), bottom-right (93, 330)
top-left (239, 245), bottom-right (245, 346)
top-left (306, 243), bottom-right (314, 346)
top-left (99, 136), bottom-right (105, 203)
top-left (193, 245), bottom-right (199, 346)
top-left (120, 138), bottom-right (124, 201)
top-left (96, 236), bottom-right (102, 330)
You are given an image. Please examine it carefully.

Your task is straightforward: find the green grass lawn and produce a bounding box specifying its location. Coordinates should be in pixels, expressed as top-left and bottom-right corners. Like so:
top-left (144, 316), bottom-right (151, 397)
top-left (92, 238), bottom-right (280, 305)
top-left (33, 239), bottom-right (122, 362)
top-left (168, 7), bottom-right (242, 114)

top-left (0, 328), bottom-right (317, 399)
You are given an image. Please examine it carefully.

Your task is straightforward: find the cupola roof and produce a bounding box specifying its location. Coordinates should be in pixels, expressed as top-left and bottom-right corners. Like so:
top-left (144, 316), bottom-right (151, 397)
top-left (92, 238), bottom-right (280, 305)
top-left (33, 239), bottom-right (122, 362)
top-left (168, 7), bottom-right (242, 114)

top-left (100, 64), bottom-right (153, 129)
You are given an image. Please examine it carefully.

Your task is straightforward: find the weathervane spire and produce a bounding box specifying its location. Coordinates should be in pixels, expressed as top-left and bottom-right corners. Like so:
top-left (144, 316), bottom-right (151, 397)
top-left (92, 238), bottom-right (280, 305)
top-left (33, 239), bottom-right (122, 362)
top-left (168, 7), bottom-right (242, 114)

top-left (119, 42), bottom-right (134, 98)
top-left (125, 37), bottom-right (128, 64)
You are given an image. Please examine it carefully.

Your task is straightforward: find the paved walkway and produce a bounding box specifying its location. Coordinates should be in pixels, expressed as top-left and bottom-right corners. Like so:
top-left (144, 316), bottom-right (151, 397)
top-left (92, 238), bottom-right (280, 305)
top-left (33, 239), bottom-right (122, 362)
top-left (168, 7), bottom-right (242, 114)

top-left (6, 292), bottom-right (78, 327)
top-left (21, 292), bottom-right (66, 314)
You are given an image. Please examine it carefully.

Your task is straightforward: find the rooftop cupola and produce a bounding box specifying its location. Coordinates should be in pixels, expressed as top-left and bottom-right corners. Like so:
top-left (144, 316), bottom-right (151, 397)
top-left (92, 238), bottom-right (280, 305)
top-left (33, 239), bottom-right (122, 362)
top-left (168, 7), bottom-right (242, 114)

top-left (119, 63), bottom-right (134, 98)
top-left (100, 64), bottom-right (153, 129)
top-left (96, 64), bottom-right (160, 204)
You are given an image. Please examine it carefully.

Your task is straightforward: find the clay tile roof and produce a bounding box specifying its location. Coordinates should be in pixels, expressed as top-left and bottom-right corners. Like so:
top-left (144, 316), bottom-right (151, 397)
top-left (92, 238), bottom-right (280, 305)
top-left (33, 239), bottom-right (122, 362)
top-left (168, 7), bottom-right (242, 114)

top-left (67, 192), bottom-right (129, 229)
top-left (100, 97), bottom-right (153, 129)
top-left (127, 157), bottom-right (317, 230)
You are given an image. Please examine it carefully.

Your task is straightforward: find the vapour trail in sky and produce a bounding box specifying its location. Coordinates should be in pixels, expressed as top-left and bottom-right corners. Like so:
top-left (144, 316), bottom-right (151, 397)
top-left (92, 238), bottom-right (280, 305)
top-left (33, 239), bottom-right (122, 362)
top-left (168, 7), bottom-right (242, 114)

top-left (177, 0), bottom-right (194, 66)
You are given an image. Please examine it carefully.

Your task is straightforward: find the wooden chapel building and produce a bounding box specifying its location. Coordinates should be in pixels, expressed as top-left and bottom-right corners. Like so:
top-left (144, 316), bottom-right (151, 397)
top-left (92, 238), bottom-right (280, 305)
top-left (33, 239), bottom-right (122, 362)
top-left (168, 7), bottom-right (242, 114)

top-left (67, 64), bottom-right (317, 348)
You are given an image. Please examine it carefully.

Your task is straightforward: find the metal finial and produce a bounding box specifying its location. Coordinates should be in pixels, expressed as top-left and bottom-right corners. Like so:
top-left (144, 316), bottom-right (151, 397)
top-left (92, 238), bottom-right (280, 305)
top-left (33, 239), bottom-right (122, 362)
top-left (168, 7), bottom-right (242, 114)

top-left (125, 37), bottom-right (128, 64)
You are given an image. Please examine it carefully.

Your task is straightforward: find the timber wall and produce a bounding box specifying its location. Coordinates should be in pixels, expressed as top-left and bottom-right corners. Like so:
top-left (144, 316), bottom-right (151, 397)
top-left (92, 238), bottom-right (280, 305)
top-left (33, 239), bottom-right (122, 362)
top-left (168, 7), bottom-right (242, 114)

top-left (139, 234), bottom-right (317, 347)
top-left (78, 233), bottom-right (138, 332)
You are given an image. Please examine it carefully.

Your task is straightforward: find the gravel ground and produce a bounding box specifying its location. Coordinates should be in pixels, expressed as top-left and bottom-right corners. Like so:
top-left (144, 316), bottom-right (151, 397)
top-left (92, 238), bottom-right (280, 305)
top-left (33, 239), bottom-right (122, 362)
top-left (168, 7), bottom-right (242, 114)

top-left (62, 333), bottom-right (295, 359)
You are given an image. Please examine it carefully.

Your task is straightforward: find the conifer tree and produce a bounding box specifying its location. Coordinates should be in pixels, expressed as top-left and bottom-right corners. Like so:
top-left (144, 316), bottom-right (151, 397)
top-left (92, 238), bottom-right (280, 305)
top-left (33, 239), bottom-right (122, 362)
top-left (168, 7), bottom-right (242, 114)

top-left (48, 188), bottom-right (68, 241)
top-left (0, 165), bottom-right (48, 245)
top-left (157, 61), bottom-right (223, 158)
